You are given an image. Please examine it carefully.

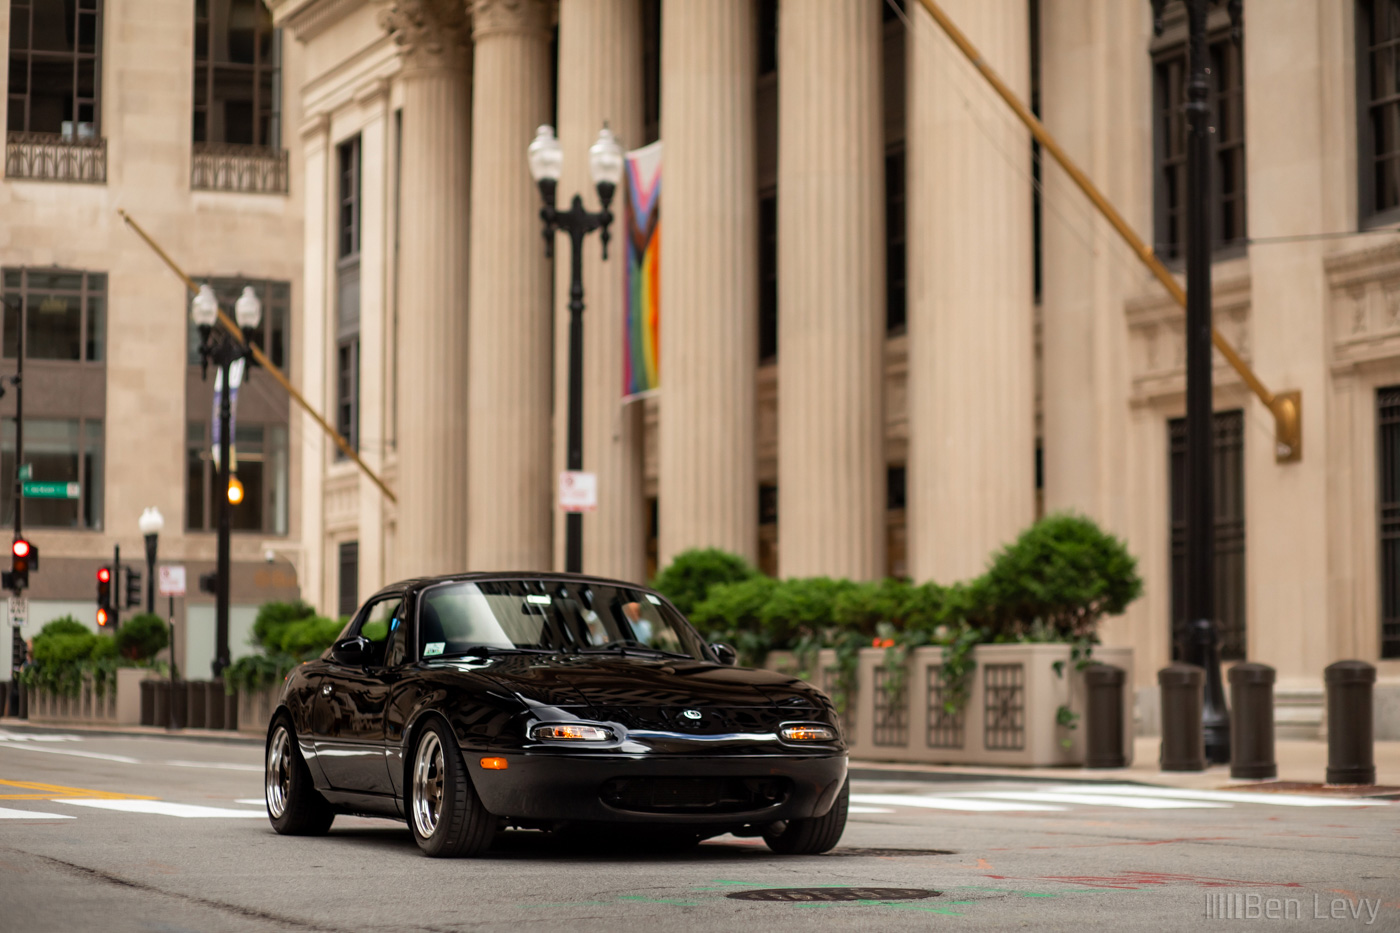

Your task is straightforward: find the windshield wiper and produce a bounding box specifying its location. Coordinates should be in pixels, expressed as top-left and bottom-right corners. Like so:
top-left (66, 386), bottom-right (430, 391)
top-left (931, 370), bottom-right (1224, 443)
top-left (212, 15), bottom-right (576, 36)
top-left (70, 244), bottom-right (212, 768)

top-left (434, 646), bottom-right (554, 659)
top-left (578, 644), bottom-right (692, 660)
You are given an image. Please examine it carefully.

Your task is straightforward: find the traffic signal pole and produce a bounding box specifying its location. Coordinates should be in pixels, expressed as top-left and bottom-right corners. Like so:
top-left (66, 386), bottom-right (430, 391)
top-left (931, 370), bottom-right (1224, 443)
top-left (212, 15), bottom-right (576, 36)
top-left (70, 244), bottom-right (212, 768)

top-left (215, 356), bottom-right (231, 678)
top-left (7, 301), bottom-right (21, 717)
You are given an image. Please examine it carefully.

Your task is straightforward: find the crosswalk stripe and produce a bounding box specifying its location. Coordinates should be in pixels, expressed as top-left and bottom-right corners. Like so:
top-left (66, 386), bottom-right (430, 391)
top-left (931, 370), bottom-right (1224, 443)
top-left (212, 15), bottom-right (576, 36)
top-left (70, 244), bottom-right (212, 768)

top-left (851, 793), bottom-right (1066, 812)
top-left (0, 742), bottom-right (139, 764)
top-left (848, 805), bottom-right (896, 814)
top-left (0, 806), bottom-right (74, 819)
top-left (1044, 784), bottom-right (1393, 808)
top-left (954, 791), bottom-right (1230, 809)
top-left (55, 799), bottom-right (269, 819)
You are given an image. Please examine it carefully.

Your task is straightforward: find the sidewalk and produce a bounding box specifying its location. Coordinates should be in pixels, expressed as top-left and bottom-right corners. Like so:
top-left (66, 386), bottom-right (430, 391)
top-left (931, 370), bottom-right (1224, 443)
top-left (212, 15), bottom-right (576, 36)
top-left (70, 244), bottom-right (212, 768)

top-left (851, 736), bottom-right (1400, 792)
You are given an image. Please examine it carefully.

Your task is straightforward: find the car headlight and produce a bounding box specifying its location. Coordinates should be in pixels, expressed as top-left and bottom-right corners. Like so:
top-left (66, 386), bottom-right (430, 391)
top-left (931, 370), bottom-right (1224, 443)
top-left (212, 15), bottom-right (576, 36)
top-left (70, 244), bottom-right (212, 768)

top-left (779, 723), bottom-right (838, 742)
top-left (530, 723), bottom-right (614, 742)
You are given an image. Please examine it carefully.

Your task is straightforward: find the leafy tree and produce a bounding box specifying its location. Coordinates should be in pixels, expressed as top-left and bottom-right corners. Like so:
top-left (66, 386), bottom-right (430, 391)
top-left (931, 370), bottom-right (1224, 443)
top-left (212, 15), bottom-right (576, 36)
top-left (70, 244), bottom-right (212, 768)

top-left (115, 613), bottom-right (169, 662)
top-left (251, 599), bottom-right (317, 652)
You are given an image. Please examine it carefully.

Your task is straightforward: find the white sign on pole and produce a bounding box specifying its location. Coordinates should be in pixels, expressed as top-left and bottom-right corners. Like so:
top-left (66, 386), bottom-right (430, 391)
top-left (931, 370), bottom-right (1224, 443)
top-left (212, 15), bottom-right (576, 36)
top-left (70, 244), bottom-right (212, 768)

top-left (8, 595), bottom-right (27, 628)
top-left (558, 471), bottom-right (598, 513)
top-left (158, 565), bottom-right (187, 597)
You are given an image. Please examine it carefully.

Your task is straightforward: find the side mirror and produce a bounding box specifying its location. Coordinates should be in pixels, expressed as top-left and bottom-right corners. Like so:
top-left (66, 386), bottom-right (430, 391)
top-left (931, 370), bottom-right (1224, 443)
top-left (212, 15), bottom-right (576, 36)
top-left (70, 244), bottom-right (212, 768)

top-left (331, 637), bottom-right (368, 666)
top-left (711, 643), bottom-right (738, 666)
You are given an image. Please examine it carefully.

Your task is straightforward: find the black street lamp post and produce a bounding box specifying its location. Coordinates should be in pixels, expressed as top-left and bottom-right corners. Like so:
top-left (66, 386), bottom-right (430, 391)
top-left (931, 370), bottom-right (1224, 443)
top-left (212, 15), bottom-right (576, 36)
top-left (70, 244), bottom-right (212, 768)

top-left (139, 507), bottom-right (163, 615)
top-left (527, 124), bottom-right (625, 573)
top-left (191, 284), bottom-right (261, 678)
top-left (1154, 0), bottom-right (1241, 764)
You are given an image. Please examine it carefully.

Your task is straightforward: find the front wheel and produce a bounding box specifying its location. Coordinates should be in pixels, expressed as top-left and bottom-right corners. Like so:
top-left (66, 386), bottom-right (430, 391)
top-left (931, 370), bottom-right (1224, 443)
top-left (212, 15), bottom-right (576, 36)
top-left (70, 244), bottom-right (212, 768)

top-left (408, 718), bottom-right (495, 858)
top-left (762, 778), bottom-right (848, 855)
top-left (265, 716), bottom-right (335, 836)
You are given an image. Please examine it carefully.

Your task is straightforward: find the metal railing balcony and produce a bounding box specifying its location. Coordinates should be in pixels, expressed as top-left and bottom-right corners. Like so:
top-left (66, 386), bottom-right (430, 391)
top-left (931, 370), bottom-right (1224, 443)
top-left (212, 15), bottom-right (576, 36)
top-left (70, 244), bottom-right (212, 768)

top-left (4, 131), bottom-right (107, 184)
top-left (191, 142), bottom-right (289, 195)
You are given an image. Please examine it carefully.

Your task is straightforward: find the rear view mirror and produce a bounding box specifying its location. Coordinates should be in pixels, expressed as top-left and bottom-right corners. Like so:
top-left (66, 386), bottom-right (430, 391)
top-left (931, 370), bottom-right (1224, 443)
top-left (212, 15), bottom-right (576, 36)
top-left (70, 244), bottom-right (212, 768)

top-left (711, 643), bottom-right (738, 666)
top-left (331, 637), bottom-right (368, 666)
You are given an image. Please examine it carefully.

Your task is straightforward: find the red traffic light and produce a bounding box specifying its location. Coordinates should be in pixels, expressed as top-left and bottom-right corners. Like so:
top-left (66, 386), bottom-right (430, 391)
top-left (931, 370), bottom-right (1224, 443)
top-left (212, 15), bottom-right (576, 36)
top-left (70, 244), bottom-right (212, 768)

top-left (97, 567), bottom-right (111, 583)
top-left (12, 539), bottom-right (30, 559)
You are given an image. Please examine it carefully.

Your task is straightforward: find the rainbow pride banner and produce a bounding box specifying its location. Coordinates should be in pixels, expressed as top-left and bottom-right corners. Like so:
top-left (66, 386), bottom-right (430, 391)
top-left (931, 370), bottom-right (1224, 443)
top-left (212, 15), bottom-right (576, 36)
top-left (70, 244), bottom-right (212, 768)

top-left (623, 141), bottom-right (661, 401)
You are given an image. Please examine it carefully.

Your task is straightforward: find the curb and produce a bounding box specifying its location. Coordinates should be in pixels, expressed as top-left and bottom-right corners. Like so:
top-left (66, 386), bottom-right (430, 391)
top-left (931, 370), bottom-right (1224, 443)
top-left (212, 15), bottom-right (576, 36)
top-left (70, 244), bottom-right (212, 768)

top-left (0, 718), bottom-right (263, 746)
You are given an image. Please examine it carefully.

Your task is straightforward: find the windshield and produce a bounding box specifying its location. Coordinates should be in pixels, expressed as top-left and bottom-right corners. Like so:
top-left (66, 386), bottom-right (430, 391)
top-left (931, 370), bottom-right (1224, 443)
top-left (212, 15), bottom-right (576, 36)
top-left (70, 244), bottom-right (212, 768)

top-left (417, 579), bottom-right (710, 660)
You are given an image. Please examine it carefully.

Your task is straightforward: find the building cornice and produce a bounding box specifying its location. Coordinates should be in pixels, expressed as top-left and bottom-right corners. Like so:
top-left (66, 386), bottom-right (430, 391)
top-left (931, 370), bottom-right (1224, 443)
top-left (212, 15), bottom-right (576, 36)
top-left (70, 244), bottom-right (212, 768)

top-left (269, 0), bottom-right (370, 41)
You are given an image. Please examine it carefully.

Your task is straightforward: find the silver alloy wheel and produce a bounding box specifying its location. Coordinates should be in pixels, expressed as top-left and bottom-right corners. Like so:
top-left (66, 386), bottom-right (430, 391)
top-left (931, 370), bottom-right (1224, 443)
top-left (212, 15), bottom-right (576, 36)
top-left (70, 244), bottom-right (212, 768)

top-left (266, 725), bottom-right (292, 819)
top-left (412, 730), bottom-right (445, 839)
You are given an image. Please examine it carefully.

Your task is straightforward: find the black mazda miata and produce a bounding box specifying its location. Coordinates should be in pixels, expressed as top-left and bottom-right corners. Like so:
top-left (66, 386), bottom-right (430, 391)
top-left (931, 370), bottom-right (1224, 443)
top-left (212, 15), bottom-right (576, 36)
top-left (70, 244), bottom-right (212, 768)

top-left (264, 572), bottom-right (849, 857)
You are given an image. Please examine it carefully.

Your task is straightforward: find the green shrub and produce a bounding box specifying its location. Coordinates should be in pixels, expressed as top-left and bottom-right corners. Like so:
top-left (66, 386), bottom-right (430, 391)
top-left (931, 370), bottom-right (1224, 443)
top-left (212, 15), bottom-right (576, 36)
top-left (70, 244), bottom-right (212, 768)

top-left (691, 576), bottom-right (781, 665)
top-left (832, 578), bottom-right (922, 637)
top-left (38, 616), bottom-right (89, 639)
top-left (89, 634), bottom-right (119, 661)
top-left (33, 630), bottom-right (97, 668)
top-left (652, 548), bottom-right (760, 618)
top-left (115, 613), bottom-right (169, 662)
top-left (976, 513), bottom-right (1143, 641)
top-left (275, 616), bottom-right (345, 657)
top-left (758, 577), bottom-right (855, 647)
top-left (251, 599), bottom-right (317, 652)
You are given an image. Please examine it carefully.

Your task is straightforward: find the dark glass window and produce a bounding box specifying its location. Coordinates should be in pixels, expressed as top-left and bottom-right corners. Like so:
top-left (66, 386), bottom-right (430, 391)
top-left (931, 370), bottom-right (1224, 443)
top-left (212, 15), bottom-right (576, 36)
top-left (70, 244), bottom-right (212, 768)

top-left (640, 0), bottom-right (661, 145)
top-left (1169, 411), bottom-right (1246, 661)
top-left (885, 148), bottom-right (907, 334)
top-left (192, 0), bottom-right (280, 147)
top-left (1377, 386), bottom-right (1400, 659)
top-left (184, 278), bottom-right (290, 373)
top-left (1359, 0), bottom-right (1400, 222)
top-left (758, 192), bottom-right (778, 362)
top-left (337, 136), bottom-right (361, 457)
top-left (2, 268), bottom-right (105, 362)
top-left (758, 483), bottom-right (778, 526)
top-left (186, 421), bottom-right (289, 534)
top-left (757, 0), bottom-right (778, 76)
top-left (886, 465), bottom-right (906, 510)
top-left (1153, 23), bottom-right (1247, 259)
top-left (1, 418), bottom-right (102, 530)
top-left (6, 0), bottom-right (103, 136)
top-left (336, 340), bottom-right (359, 453)
top-left (338, 541), bottom-right (359, 619)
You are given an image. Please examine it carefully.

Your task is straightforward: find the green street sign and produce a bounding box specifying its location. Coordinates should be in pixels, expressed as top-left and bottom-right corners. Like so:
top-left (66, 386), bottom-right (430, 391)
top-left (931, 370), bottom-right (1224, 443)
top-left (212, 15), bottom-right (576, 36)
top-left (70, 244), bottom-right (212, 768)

top-left (22, 481), bottom-right (79, 499)
top-left (17, 464), bottom-right (31, 481)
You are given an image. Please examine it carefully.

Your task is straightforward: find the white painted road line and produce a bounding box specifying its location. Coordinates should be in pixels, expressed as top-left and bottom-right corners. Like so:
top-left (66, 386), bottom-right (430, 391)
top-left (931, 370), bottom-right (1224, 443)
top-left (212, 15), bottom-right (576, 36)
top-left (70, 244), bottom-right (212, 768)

top-left (56, 799), bottom-right (269, 819)
top-left (0, 742), bottom-right (140, 764)
top-left (1045, 784), bottom-right (1394, 808)
top-left (163, 760), bottom-right (263, 772)
top-left (851, 793), bottom-right (1067, 812)
top-left (0, 806), bottom-right (74, 820)
top-left (848, 806), bottom-right (896, 814)
top-left (959, 791), bottom-right (1231, 809)
top-left (0, 731), bottom-right (83, 742)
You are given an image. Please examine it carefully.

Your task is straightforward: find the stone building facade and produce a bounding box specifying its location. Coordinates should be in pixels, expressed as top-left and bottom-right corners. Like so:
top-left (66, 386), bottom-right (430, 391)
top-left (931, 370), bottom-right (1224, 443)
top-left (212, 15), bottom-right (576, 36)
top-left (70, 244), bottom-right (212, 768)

top-left (274, 0), bottom-right (1400, 736)
top-left (0, 0), bottom-right (306, 679)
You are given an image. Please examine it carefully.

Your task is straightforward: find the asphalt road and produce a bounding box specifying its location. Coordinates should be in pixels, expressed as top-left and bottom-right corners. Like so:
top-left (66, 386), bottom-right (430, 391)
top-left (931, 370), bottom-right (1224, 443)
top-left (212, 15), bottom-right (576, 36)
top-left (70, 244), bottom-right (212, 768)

top-left (0, 726), bottom-right (1397, 933)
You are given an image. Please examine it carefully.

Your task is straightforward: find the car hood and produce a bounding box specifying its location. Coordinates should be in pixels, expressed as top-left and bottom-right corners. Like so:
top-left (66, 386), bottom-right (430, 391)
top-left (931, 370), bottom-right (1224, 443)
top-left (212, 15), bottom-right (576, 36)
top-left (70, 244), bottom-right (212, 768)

top-left (459, 652), bottom-right (823, 712)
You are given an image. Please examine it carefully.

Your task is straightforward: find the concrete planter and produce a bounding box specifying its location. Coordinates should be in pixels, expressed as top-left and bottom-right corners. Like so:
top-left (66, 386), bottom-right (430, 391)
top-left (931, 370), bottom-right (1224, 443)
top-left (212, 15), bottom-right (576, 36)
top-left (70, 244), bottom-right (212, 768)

top-left (236, 684), bottom-right (280, 735)
top-left (766, 643), bottom-right (1134, 767)
top-left (26, 674), bottom-right (119, 724)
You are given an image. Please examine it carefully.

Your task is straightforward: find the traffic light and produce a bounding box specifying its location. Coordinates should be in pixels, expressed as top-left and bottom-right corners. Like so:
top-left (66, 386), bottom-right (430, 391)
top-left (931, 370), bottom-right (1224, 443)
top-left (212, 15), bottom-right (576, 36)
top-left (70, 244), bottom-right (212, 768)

top-left (4, 537), bottom-right (33, 591)
top-left (124, 566), bottom-right (142, 609)
top-left (97, 566), bottom-right (112, 626)
top-left (228, 476), bottom-right (245, 505)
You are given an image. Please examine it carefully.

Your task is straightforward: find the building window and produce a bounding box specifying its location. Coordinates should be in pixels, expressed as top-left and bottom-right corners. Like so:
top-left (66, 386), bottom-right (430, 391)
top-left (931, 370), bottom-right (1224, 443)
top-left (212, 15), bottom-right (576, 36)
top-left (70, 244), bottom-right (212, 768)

top-left (757, 0), bottom-right (778, 76)
top-left (5, 0), bottom-right (106, 183)
top-left (338, 541), bottom-right (358, 618)
top-left (186, 421), bottom-right (289, 535)
top-left (2, 268), bottom-right (105, 362)
top-left (1359, 0), bottom-right (1400, 224)
top-left (337, 136), bottom-right (362, 457)
top-left (640, 0), bottom-right (661, 145)
top-left (885, 148), bottom-right (907, 334)
top-left (886, 465), bottom-right (906, 511)
top-left (758, 193), bottom-right (778, 362)
top-left (1169, 411), bottom-right (1246, 662)
top-left (1153, 18), bottom-right (1247, 260)
top-left (1377, 386), bottom-right (1400, 659)
top-left (1, 418), bottom-right (103, 530)
top-left (185, 279), bottom-right (290, 373)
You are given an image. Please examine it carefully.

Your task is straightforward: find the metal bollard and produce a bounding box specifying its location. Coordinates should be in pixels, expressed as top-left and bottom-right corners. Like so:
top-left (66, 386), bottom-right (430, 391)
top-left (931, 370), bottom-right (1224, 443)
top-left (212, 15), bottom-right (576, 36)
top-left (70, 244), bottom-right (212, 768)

top-left (1325, 660), bottom-right (1376, 785)
top-left (139, 679), bottom-right (155, 726)
top-left (152, 680), bottom-right (170, 728)
top-left (1228, 662), bottom-right (1277, 780)
top-left (186, 681), bottom-right (207, 729)
top-left (223, 689), bottom-right (239, 731)
top-left (205, 681), bottom-right (226, 730)
top-left (1084, 663), bottom-right (1127, 768)
top-left (170, 680), bottom-right (188, 729)
top-left (1159, 663), bottom-right (1207, 771)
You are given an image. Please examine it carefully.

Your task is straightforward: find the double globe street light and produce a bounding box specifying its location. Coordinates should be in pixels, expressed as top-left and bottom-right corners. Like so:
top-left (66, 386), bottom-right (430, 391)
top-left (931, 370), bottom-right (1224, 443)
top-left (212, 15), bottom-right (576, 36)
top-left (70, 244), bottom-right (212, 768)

top-left (190, 283), bottom-right (261, 678)
top-left (527, 124), bottom-right (625, 573)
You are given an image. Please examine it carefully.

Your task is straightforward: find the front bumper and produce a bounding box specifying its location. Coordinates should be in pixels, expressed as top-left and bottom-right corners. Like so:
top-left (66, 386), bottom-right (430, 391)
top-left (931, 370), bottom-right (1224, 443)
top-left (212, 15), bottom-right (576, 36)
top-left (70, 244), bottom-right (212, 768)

top-left (468, 750), bottom-right (847, 825)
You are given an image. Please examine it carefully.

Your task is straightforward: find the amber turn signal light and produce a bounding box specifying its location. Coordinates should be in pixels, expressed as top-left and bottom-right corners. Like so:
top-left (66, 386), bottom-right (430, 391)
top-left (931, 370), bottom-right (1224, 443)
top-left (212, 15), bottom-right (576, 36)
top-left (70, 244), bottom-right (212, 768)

top-left (779, 724), bottom-right (837, 742)
top-left (479, 757), bottom-right (508, 770)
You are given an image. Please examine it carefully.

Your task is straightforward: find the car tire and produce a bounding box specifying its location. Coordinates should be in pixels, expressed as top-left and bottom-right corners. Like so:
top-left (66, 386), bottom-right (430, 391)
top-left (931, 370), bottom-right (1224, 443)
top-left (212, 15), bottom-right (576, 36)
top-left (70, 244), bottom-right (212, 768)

top-left (265, 716), bottom-right (335, 836)
top-left (762, 777), bottom-right (849, 855)
top-left (408, 718), bottom-right (494, 858)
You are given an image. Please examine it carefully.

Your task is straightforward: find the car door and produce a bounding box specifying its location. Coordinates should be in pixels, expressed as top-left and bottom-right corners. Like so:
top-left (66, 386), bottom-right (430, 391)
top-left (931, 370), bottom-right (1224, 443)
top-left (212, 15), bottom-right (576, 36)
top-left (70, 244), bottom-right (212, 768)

top-left (313, 595), bottom-right (405, 795)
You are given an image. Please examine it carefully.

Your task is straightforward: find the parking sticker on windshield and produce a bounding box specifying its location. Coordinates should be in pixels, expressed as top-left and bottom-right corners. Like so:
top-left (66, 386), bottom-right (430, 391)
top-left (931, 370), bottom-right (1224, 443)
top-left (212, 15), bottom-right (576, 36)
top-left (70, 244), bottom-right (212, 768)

top-left (645, 594), bottom-right (662, 605)
top-left (424, 642), bottom-right (445, 657)
top-left (526, 594), bottom-right (552, 605)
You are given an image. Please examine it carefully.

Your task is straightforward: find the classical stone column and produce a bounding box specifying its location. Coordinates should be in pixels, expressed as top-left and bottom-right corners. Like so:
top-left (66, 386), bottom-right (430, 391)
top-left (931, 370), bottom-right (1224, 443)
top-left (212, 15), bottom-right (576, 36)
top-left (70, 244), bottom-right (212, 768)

top-left (554, 0), bottom-right (647, 582)
top-left (906, 0), bottom-right (1035, 584)
top-left (776, 0), bottom-right (885, 581)
top-left (466, 0), bottom-right (554, 571)
top-left (657, 0), bottom-right (758, 567)
top-left (381, 0), bottom-right (472, 579)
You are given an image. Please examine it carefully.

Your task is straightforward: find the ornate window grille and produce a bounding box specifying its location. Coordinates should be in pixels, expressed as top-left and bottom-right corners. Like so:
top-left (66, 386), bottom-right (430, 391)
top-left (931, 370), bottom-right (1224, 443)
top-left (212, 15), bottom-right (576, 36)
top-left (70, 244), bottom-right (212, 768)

top-left (926, 664), bottom-right (965, 749)
top-left (5, 132), bottom-right (106, 184)
top-left (821, 666), bottom-right (855, 744)
top-left (1378, 386), bottom-right (1400, 659)
top-left (872, 666), bottom-right (908, 747)
top-left (983, 663), bottom-right (1025, 751)
top-left (190, 143), bottom-right (289, 194)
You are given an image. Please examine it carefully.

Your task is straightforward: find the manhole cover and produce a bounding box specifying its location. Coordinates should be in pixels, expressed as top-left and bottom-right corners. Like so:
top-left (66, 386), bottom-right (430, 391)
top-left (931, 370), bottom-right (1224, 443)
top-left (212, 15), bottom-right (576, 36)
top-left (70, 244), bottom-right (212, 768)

top-left (726, 887), bottom-right (939, 902)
